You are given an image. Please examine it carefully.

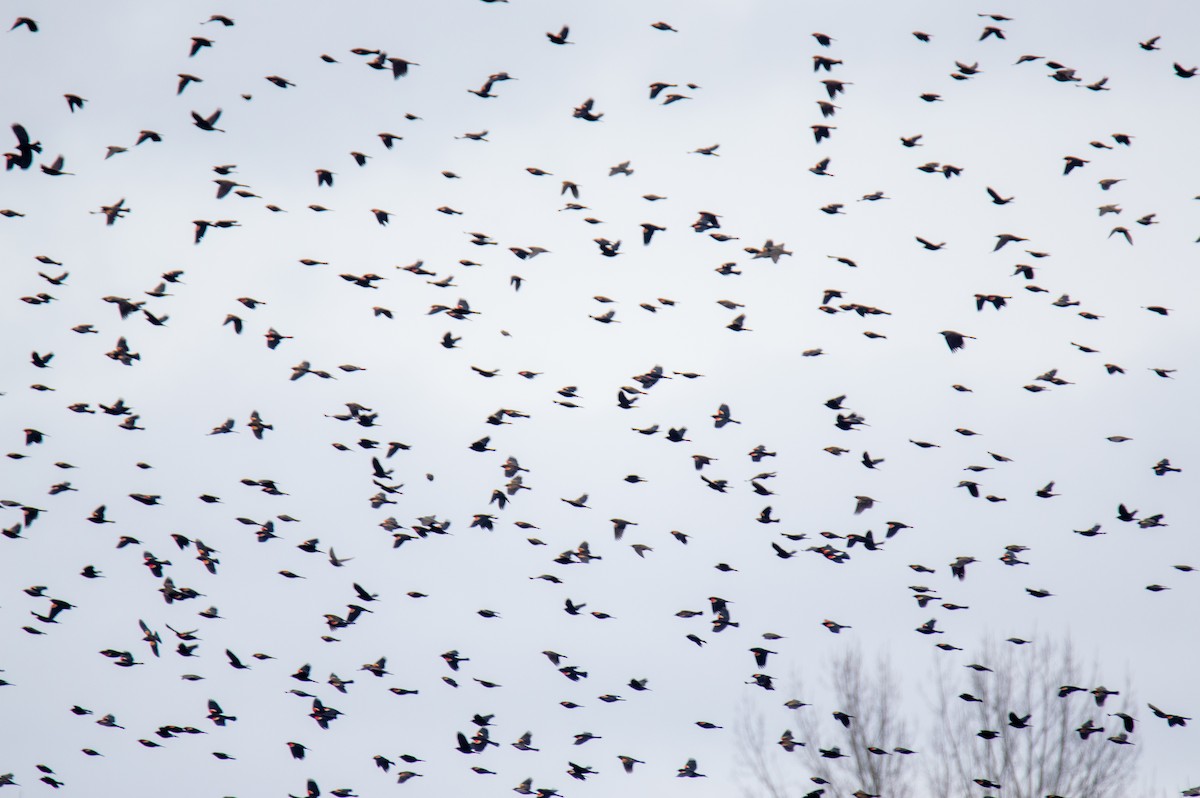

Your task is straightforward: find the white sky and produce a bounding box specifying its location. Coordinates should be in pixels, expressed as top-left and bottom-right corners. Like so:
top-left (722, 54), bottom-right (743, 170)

top-left (2, 0), bottom-right (1199, 796)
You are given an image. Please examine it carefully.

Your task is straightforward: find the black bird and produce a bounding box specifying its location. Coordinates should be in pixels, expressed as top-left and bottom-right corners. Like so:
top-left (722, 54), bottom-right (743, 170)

top-left (6, 124), bottom-right (41, 170)
top-left (987, 187), bottom-right (1014, 205)
top-left (573, 98), bottom-right (604, 121)
top-left (1149, 703), bottom-right (1190, 726)
top-left (192, 109), bottom-right (225, 132)
top-left (939, 330), bottom-right (975, 352)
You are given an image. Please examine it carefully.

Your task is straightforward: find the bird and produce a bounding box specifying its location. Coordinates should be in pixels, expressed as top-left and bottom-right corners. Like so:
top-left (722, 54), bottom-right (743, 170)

top-left (994, 233), bottom-right (1027, 251)
top-left (950, 556), bottom-right (977, 580)
top-left (853, 496), bottom-right (876, 514)
top-left (1149, 703), bottom-right (1190, 726)
top-left (191, 109), bottom-right (225, 132)
top-left (984, 187), bottom-right (1012, 205)
top-left (1063, 156), bottom-right (1089, 175)
top-left (94, 198), bottom-right (131, 225)
top-left (573, 98), bottom-right (604, 121)
top-left (40, 155), bottom-right (73, 176)
top-left (5, 124), bottom-right (42, 170)
top-left (821, 79), bottom-right (852, 98)
top-left (939, 330), bottom-right (975, 352)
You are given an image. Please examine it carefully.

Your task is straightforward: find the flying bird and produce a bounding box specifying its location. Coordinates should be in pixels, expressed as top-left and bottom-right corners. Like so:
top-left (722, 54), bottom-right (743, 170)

top-left (939, 330), bottom-right (975, 351)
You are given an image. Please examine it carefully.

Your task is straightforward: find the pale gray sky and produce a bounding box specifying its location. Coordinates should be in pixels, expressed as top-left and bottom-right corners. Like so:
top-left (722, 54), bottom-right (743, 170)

top-left (2, 1), bottom-right (1199, 796)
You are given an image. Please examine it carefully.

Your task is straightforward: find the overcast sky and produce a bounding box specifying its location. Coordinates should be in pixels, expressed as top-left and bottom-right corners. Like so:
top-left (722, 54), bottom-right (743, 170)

top-left (3, 0), bottom-right (1200, 796)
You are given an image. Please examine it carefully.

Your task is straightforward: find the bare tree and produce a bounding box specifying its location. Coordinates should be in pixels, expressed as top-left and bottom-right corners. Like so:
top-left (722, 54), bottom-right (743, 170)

top-left (736, 705), bottom-right (796, 798)
top-left (738, 639), bottom-right (1139, 798)
top-left (738, 644), bottom-right (918, 798)
top-left (926, 637), bottom-right (1139, 798)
